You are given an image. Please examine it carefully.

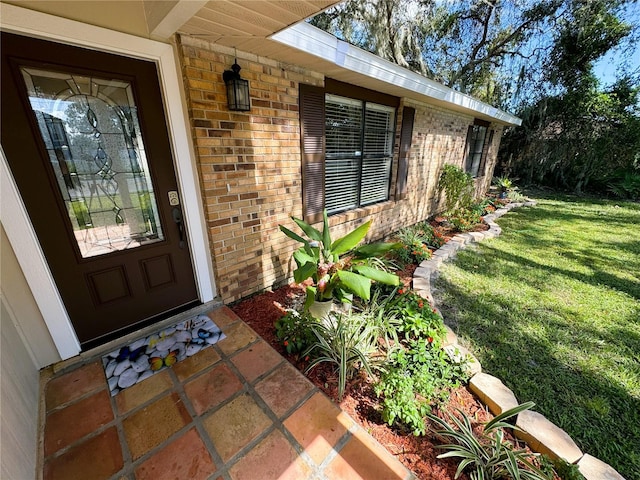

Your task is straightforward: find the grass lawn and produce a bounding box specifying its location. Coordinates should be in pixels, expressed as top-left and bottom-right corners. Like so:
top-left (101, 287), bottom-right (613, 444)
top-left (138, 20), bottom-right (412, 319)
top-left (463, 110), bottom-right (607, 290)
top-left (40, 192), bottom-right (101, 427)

top-left (434, 194), bottom-right (640, 479)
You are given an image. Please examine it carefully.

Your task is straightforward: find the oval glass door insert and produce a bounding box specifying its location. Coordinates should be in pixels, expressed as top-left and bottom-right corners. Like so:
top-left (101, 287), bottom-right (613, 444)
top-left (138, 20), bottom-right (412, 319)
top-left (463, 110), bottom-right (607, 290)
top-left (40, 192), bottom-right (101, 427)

top-left (21, 67), bottom-right (164, 258)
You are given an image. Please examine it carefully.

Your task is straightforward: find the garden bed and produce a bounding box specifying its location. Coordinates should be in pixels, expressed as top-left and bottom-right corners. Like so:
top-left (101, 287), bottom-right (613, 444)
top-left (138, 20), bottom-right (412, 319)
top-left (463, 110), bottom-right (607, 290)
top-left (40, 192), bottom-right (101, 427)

top-left (229, 191), bottom-right (561, 480)
top-left (231, 280), bottom-right (481, 480)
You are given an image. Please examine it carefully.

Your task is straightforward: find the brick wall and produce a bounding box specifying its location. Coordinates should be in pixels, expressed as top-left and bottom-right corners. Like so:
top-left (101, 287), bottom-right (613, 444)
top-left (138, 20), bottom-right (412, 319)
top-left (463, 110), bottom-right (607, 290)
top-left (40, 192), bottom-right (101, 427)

top-left (178, 36), bottom-right (503, 303)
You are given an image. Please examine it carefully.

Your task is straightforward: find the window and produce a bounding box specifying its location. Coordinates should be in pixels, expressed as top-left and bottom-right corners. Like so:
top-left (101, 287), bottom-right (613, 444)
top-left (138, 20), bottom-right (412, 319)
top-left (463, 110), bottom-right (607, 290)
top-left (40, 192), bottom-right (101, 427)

top-left (299, 81), bottom-right (401, 223)
top-left (325, 94), bottom-right (395, 214)
top-left (464, 120), bottom-right (493, 178)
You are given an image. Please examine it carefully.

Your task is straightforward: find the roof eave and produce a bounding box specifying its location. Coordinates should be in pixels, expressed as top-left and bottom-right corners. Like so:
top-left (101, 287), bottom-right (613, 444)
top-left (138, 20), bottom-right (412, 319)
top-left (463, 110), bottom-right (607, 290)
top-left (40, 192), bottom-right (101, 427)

top-left (271, 22), bottom-right (522, 127)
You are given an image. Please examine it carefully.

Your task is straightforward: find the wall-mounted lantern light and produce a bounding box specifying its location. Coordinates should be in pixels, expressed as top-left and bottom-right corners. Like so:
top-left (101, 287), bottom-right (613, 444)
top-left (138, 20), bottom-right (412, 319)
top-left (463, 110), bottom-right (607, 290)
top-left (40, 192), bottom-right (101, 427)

top-left (223, 60), bottom-right (250, 111)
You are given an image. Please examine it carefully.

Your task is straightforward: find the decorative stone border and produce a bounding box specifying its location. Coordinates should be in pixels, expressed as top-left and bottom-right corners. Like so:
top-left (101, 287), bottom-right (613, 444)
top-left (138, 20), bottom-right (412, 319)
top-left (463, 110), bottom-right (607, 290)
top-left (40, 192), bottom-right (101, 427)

top-left (412, 201), bottom-right (627, 480)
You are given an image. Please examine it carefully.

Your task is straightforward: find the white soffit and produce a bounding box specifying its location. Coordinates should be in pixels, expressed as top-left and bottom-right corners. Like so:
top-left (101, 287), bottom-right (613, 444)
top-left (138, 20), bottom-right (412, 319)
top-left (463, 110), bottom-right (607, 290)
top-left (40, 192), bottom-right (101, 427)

top-left (178, 0), bottom-right (341, 43)
top-left (271, 23), bottom-right (522, 126)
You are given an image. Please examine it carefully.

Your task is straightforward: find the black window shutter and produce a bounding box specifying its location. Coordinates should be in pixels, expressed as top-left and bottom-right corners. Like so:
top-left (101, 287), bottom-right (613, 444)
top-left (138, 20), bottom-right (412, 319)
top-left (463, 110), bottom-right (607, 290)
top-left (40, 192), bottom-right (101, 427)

top-left (299, 84), bottom-right (326, 224)
top-left (478, 129), bottom-right (494, 177)
top-left (395, 106), bottom-right (415, 200)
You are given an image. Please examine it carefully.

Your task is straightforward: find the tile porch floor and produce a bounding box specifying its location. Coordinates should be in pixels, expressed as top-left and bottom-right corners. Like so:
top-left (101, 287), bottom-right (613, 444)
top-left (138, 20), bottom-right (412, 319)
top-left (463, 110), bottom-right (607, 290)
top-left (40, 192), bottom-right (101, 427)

top-left (41, 306), bottom-right (416, 480)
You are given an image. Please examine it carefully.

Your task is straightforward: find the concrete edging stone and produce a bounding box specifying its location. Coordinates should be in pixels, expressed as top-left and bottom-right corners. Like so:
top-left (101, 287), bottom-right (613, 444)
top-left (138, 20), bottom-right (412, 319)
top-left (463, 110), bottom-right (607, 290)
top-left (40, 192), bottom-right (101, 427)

top-left (413, 201), bottom-right (626, 480)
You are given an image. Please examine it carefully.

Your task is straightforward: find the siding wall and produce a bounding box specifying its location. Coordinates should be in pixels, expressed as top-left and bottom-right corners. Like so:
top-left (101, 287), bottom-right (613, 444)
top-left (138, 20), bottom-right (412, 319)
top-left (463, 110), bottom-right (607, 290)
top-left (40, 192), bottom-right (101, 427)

top-left (0, 225), bottom-right (57, 479)
top-left (178, 36), bottom-right (503, 304)
top-left (1, 299), bottom-right (40, 480)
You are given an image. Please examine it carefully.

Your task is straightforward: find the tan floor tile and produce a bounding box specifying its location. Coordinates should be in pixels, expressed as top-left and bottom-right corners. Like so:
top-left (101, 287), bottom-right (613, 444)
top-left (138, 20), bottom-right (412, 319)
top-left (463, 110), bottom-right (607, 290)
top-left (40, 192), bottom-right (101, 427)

top-left (284, 392), bottom-right (353, 465)
top-left (230, 340), bottom-right (282, 383)
top-left (44, 390), bottom-right (113, 457)
top-left (325, 428), bottom-right (409, 480)
top-left (115, 370), bottom-right (172, 414)
top-left (228, 430), bottom-right (312, 480)
top-left (255, 362), bottom-right (314, 418)
top-left (134, 428), bottom-right (216, 480)
top-left (45, 362), bottom-right (105, 411)
top-left (217, 322), bottom-right (258, 355)
top-left (173, 346), bottom-right (221, 382)
top-left (183, 363), bottom-right (243, 416)
top-left (202, 393), bottom-right (272, 462)
top-left (208, 306), bottom-right (240, 330)
top-left (122, 393), bottom-right (191, 460)
top-left (44, 427), bottom-right (123, 480)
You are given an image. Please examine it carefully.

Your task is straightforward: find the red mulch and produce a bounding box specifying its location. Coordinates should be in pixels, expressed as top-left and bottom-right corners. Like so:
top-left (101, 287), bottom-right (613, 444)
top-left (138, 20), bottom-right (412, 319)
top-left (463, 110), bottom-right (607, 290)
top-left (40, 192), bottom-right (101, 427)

top-left (229, 273), bottom-right (479, 480)
top-left (229, 215), bottom-right (541, 480)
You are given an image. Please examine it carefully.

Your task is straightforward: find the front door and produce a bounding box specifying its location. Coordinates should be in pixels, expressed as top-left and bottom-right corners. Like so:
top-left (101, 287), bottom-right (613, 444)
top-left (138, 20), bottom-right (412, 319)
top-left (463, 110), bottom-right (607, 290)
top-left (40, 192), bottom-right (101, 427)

top-left (1, 33), bottom-right (199, 347)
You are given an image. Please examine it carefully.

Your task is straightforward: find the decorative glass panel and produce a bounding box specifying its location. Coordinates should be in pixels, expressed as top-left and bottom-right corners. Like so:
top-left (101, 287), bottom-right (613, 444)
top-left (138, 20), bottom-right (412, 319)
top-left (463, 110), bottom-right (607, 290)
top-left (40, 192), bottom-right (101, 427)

top-left (21, 67), bottom-right (164, 258)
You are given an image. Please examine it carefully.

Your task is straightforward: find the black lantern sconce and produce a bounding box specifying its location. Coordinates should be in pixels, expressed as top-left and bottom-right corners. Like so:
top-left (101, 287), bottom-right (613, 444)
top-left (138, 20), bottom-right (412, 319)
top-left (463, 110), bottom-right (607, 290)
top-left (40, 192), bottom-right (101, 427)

top-left (223, 59), bottom-right (250, 111)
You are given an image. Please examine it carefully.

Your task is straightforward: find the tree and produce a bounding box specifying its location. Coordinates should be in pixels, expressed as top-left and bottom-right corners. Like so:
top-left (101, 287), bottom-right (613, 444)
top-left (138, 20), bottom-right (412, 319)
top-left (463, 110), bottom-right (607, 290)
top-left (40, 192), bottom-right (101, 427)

top-left (499, 0), bottom-right (639, 195)
top-left (311, 0), bottom-right (562, 107)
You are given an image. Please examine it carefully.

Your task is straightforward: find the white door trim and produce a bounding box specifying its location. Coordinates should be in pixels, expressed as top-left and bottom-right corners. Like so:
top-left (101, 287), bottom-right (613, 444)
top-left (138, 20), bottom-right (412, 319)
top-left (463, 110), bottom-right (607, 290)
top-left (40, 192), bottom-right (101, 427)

top-left (0, 3), bottom-right (216, 360)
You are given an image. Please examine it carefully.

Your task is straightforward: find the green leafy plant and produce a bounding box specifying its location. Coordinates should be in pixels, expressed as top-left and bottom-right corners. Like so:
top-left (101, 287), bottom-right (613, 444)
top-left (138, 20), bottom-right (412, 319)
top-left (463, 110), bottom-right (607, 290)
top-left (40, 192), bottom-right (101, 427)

top-left (279, 210), bottom-right (400, 310)
top-left (386, 289), bottom-right (446, 341)
top-left (438, 164), bottom-right (475, 213)
top-left (493, 176), bottom-right (514, 191)
top-left (395, 228), bottom-right (432, 265)
top-left (358, 286), bottom-right (403, 349)
top-left (274, 310), bottom-right (317, 355)
top-left (538, 456), bottom-right (586, 480)
top-left (507, 189), bottom-right (528, 202)
top-left (375, 338), bottom-right (468, 435)
top-left (607, 170), bottom-right (640, 200)
top-left (426, 402), bottom-right (552, 480)
top-left (304, 312), bottom-right (381, 401)
top-left (447, 207), bottom-right (483, 232)
top-left (414, 221), bottom-right (447, 249)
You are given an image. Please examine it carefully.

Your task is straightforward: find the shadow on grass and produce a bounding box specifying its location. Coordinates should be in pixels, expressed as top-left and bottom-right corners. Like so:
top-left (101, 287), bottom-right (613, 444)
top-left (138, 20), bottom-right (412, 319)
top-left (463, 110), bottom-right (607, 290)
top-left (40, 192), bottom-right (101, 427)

top-left (433, 195), bottom-right (640, 478)
top-left (479, 242), bottom-right (640, 301)
top-left (435, 277), bottom-right (640, 479)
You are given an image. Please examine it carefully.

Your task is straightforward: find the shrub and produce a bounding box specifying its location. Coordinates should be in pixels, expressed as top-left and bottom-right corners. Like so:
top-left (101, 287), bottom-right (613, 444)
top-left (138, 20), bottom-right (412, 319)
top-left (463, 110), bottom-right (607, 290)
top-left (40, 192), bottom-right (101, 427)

top-left (375, 339), bottom-right (468, 435)
top-left (438, 164), bottom-right (475, 213)
top-left (384, 289), bottom-right (446, 341)
top-left (274, 310), bottom-right (317, 355)
top-left (447, 208), bottom-right (483, 232)
top-left (395, 228), bottom-right (432, 265)
top-left (607, 170), bottom-right (640, 200)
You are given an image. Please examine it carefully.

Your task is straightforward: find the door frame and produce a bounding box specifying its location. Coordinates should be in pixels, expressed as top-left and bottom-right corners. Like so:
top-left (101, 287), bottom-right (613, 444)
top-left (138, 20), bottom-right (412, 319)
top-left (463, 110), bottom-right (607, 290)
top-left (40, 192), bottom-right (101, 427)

top-left (0, 4), bottom-right (216, 360)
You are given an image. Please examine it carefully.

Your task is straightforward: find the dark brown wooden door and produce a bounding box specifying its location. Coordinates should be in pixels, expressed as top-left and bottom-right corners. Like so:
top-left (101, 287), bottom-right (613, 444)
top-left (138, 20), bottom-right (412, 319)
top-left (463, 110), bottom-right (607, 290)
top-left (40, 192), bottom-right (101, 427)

top-left (1, 32), bottom-right (199, 347)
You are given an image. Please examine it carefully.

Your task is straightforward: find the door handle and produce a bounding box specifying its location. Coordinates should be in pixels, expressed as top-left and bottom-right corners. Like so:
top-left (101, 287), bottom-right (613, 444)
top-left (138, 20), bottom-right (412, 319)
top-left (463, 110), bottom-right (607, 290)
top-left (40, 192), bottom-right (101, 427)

top-left (172, 207), bottom-right (186, 249)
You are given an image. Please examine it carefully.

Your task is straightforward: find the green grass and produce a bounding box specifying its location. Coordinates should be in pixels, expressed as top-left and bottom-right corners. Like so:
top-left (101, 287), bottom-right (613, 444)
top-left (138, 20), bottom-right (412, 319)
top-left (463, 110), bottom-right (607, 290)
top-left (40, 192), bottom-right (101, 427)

top-left (435, 194), bottom-right (640, 479)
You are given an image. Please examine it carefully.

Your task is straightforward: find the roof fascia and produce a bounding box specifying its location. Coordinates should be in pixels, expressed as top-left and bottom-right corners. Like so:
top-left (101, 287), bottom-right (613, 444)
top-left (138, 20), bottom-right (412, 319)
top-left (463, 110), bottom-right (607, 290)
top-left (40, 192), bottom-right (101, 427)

top-left (271, 22), bottom-right (522, 126)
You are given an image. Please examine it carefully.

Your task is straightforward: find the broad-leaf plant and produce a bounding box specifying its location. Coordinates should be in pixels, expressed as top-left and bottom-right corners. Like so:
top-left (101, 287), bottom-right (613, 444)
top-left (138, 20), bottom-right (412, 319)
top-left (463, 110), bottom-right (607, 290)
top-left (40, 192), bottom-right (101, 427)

top-left (279, 210), bottom-right (400, 310)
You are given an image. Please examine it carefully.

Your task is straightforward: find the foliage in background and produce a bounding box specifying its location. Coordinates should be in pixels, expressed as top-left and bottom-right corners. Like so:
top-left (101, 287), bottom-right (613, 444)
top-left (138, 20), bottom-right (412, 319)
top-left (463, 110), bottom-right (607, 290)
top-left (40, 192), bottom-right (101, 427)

top-left (607, 169), bottom-right (640, 200)
top-left (310, 0), bottom-right (565, 108)
top-left (426, 402), bottom-right (551, 480)
top-left (498, 1), bottom-right (640, 195)
top-left (435, 195), bottom-right (640, 478)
